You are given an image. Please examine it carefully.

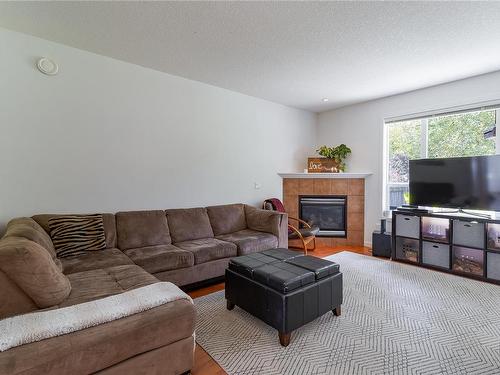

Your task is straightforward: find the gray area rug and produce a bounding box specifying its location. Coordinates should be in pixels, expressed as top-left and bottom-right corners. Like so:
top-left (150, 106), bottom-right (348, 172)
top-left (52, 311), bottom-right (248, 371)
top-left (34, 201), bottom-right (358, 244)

top-left (194, 252), bottom-right (500, 375)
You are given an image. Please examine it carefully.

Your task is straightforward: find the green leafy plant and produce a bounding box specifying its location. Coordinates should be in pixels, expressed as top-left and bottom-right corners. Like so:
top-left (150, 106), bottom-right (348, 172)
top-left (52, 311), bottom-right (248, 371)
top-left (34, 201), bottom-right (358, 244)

top-left (403, 191), bottom-right (410, 204)
top-left (316, 144), bottom-right (352, 172)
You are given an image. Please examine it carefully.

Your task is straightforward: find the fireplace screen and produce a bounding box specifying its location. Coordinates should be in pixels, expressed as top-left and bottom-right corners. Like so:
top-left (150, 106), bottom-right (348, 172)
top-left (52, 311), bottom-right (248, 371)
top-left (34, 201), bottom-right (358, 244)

top-left (299, 196), bottom-right (347, 237)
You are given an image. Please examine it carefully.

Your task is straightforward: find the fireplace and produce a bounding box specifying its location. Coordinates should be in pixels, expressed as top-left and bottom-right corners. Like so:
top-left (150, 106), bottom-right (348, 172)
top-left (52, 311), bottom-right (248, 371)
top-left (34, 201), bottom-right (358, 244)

top-left (299, 196), bottom-right (347, 237)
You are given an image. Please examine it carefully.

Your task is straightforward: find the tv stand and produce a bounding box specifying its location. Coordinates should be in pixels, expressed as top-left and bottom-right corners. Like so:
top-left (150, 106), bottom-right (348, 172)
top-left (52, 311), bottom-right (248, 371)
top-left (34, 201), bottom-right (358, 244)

top-left (432, 208), bottom-right (493, 219)
top-left (392, 210), bottom-right (500, 284)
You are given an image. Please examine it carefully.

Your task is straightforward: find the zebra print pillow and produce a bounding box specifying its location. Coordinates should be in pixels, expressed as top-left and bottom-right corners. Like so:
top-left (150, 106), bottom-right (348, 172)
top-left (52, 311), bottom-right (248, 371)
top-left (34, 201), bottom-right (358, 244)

top-left (48, 214), bottom-right (106, 258)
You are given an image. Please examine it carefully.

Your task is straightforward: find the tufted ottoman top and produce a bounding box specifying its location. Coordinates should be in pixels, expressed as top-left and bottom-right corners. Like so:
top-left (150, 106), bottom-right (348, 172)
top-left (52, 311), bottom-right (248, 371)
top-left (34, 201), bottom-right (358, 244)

top-left (228, 248), bottom-right (340, 294)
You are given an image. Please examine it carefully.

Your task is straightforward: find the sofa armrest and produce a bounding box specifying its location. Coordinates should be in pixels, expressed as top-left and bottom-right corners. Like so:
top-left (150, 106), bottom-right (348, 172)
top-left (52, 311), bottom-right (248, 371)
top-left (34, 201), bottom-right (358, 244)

top-left (244, 205), bottom-right (288, 248)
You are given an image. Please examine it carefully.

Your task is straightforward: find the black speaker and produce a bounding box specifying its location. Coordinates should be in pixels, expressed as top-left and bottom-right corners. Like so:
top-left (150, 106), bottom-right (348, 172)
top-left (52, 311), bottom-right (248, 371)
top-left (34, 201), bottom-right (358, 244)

top-left (372, 230), bottom-right (392, 258)
top-left (380, 219), bottom-right (387, 234)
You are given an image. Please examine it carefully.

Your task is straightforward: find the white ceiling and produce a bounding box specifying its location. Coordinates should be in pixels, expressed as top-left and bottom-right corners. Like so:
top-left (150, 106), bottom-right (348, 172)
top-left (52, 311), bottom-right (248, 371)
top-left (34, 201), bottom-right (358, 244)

top-left (1, 1), bottom-right (500, 112)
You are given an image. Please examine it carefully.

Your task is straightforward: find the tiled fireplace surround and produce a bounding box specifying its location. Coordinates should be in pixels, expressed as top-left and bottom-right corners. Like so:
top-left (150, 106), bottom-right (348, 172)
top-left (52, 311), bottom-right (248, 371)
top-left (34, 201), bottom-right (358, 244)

top-left (282, 178), bottom-right (365, 247)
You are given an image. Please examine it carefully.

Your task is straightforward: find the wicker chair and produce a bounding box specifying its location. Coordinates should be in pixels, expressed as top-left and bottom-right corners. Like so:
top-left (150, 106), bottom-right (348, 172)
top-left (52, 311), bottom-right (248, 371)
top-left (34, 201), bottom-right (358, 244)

top-left (263, 198), bottom-right (319, 255)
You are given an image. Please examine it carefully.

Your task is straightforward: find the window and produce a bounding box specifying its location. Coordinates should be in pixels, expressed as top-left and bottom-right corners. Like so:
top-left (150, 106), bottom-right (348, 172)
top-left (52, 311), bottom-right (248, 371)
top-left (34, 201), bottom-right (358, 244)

top-left (385, 108), bottom-right (498, 210)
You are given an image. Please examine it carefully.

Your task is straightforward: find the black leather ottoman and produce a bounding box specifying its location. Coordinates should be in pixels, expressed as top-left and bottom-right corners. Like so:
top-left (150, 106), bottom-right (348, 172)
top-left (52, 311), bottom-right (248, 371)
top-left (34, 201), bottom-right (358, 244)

top-left (225, 248), bottom-right (343, 346)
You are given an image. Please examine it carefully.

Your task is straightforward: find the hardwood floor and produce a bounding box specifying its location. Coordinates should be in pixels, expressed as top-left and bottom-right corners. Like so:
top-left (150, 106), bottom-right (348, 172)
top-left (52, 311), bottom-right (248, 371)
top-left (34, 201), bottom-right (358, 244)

top-left (188, 245), bottom-right (371, 375)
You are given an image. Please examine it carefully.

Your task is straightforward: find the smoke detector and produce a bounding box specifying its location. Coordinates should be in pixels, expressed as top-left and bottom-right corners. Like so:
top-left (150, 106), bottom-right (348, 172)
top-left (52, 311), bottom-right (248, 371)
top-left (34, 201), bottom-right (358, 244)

top-left (37, 57), bottom-right (59, 75)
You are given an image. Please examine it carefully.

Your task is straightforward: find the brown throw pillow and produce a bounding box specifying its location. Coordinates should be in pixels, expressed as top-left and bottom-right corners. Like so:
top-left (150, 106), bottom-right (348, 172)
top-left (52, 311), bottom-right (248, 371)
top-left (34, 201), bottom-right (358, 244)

top-left (0, 237), bottom-right (71, 310)
top-left (49, 214), bottom-right (106, 258)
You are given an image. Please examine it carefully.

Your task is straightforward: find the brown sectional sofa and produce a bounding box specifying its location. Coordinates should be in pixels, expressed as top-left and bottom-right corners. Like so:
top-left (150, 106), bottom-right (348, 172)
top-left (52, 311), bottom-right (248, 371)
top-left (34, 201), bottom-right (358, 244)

top-left (0, 203), bottom-right (287, 375)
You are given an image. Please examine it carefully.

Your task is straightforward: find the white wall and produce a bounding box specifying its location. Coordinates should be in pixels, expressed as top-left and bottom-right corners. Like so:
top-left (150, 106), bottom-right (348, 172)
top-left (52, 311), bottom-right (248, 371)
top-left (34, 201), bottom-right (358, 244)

top-left (318, 70), bottom-right (500, 245)
top-left (0, 28), bottom-right (316, 229)
top-left (7, 25), bottom-right (499, 247)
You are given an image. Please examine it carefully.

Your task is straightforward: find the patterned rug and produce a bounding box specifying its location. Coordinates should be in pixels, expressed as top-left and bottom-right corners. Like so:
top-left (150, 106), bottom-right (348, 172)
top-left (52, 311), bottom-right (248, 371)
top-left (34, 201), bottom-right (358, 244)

top-left (194, 252), bottom-right (500, 375)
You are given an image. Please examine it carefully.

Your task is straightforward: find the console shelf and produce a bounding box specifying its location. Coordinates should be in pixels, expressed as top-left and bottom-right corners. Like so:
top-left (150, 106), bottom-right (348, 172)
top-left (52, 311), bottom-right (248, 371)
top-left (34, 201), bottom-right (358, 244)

top-left (392, 210), bottom-right (500, 285)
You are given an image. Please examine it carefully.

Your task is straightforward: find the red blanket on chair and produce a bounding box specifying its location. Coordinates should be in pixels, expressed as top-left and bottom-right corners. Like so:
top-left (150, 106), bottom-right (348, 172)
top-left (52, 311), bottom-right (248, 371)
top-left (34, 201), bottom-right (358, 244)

top-left (265, 198), bottom-right (286, 213)
top-left (265, 198), bottom-right (292, 234)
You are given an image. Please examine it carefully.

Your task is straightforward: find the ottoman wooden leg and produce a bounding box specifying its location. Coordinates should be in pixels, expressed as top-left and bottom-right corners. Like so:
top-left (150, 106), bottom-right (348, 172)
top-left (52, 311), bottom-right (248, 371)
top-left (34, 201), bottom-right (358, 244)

top-left (278, 332), bottom-right (291, 347)
top-left (333, 306), bottom-right (341, 316)
top-left (226, 300), bottom-right (235, 310)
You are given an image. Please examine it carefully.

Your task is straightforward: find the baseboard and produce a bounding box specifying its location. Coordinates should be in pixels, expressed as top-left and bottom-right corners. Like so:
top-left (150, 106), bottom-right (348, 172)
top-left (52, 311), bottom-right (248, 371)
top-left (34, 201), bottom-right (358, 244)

top-left (364, 241), bottom-right (372, 248)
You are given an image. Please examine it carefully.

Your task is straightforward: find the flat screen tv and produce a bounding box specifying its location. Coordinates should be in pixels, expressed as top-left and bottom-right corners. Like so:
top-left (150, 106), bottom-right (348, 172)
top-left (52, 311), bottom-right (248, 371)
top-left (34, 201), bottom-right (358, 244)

top-left (409, 154), bottom-right (500, 211)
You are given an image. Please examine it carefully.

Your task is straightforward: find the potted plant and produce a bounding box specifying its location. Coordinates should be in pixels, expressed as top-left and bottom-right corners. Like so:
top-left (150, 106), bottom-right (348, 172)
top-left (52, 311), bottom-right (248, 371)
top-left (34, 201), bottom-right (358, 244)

top-left (308, 144), bottom-right (352, 173)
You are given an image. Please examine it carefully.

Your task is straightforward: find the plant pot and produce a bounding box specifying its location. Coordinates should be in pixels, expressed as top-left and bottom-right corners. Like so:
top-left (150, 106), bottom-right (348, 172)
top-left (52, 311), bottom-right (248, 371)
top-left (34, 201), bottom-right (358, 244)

top-left (307, 157), bottom-right (339, 173)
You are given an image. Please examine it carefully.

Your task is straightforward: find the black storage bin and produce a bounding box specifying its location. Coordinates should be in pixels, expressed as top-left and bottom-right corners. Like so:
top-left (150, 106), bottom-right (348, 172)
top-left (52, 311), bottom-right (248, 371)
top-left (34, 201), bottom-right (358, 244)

top-left (395, 215), bottom-right (420, 239)
top-left (453, 220), bottom-right (485, 249)
top-left (422, 241), bottom-right (450, 269)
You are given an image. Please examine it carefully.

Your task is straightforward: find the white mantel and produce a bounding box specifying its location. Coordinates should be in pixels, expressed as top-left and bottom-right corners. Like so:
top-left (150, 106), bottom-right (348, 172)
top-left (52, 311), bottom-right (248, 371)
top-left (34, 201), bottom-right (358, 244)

top-left (278, 172), bottom-right (372, 179)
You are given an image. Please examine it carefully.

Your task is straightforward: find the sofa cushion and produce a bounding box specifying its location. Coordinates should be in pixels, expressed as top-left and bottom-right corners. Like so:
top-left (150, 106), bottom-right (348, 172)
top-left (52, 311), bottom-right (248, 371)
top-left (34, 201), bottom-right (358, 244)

top-left (0, 271), bottom-right (38, 320)
top-left (245, 205), bottom-right (284, 238)
top-left (60, 248), bottom-right (134, 275)
top-left (32, 213), bottom-right (118, 249)
top-left (101, 213), bottom-right (118, 249)
top-left (216, 229), bottom-right (278, 255)
top-left (4, 219), bottom-right (63, 271)
top-left (48, 214), bottom-right (107, 258)
top-left (175, 238), bottom-right (237, 264)
top-left (116, 210), bottom-right (171, 250)
top-left (207, 204), bottom-right (247, 236)
top-left (5, 218), bottom-right (56, 256)
top-left (0, 237), bottom-right (71, 313)
top-left (61, 265), bottom-right (158, 307)
top-left (166, 207), bottom-right (214, 243)
top-left (123, 244), bottom-right (194, 274)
